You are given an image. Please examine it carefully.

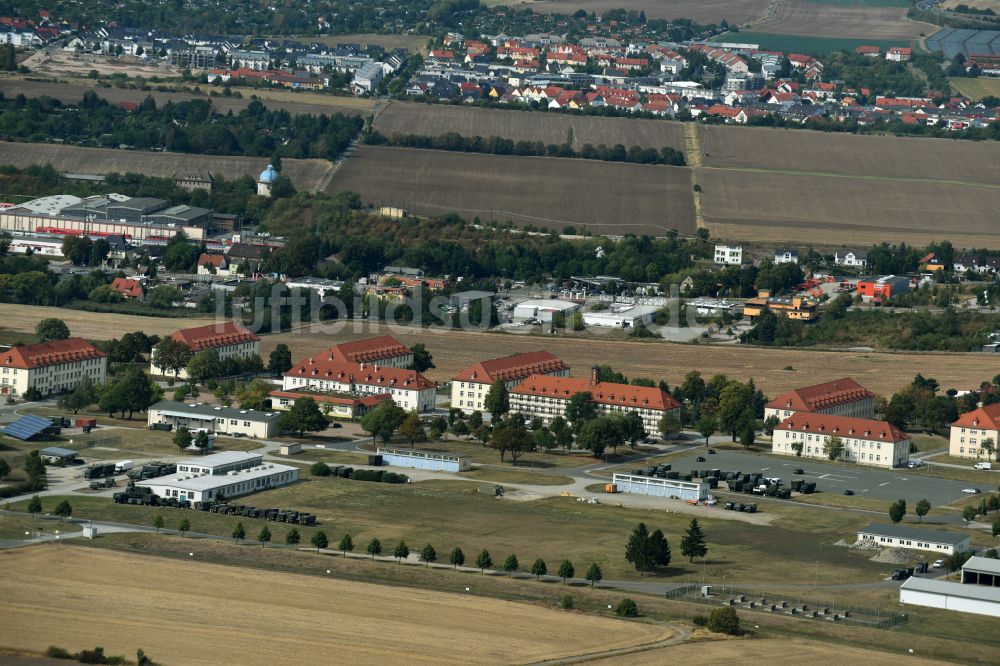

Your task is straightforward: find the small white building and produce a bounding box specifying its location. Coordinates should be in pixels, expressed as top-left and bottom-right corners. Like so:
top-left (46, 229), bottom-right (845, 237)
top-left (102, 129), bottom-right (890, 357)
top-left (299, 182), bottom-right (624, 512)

top-left (714, 244), bottom-right (743, 266)
top-left (137, 456), bottom-right (298, 503)
top-left (582, 304), bottom-right (659, 328)
top-left (612, 473), bottom-right (709, 501)
top-left (856, 523), bottom-right (971, 556)
top-left (378, 447), bottom-right (471, 472)
top-left (147, 401), bottom-right (283, 438)
top-left (511, 298), bottom-right (580, 323)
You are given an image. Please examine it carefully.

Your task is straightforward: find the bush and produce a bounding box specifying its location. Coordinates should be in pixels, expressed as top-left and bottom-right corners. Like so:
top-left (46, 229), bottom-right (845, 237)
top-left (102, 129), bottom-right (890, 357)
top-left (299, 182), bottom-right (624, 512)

top-left (692, 615), bottom-right (708, 627)
top-left (707, 606), bottom-right (740, 635)
top-left (310, 462), bottom-right (331, 476)
top-left (615, 598), bottom-right (639, 617)
top-left (560, 594), bottom-right (574, 609)
top-left (46, 646), bottom-right (73, 660)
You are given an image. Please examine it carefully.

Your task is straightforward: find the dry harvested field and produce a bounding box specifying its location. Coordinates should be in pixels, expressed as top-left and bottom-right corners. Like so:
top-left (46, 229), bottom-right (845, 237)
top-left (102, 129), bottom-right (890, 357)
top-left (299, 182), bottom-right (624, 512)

top-left (326, 145), bottom-right (696, 236)
top-left (752, 0), bottom-right (932, 38)
top-left (698, 167), bottom-right (1000, 248)
top-left (588, 637), bottom-right (943, 665)
top-left (702, 124), bottom-right (1000, 185)
top-left (0, 142), bottom-right (333, 192)
top-left (22, 50), bottom-right (172, 80)
top-left (376, 101), bottom-right (687, 150)
top-left (0, 78), bottom-right (371, 118)
top-left (0, 546), bottom-right (670, 665)
top-left (0, 305), bottom-right (215, 340)
top-left (266, 320), bottom-right (989, 396)
top-left (514, 0), bottom-right (771, 24)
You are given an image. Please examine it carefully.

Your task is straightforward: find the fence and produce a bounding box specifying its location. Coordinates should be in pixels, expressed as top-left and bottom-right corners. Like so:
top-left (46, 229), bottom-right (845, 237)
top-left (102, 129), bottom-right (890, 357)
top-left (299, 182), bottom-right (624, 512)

top-left (665, 584), bottom-right (908, 630)
top-left (77, 435), bottom-right (123, 449)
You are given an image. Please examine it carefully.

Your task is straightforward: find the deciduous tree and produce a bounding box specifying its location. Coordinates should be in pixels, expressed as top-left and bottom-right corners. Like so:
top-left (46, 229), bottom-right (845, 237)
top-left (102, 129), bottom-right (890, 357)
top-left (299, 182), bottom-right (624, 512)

top-left (558, 559), bottom-right (575, 583)
top-left (483, 379), bottom-right (510, 420)
top-left (420, 543), bottom-right (437, 567)
top-left (585, 562), bottom-right (603, 587)
top-left (35, 318), bottom-right (70, 342)
top-left (399, 412), bottom-right (426, 448)
top-left (888, 499), bottom-right (907, 524)
top-left (232, 522), bottom-right (246, 543)
top-left (367, 537), bottom-right (382, 558)
top-left (449, 546), bottom-right (465, 569)
top-left (279, 397), bottom-right (327, 437)
top-left (475, 548), bottom-right (493, 573)
top-left (531, 558), bottom-right (547, 580)
top-left (915, 499), bottom-right (931, 523)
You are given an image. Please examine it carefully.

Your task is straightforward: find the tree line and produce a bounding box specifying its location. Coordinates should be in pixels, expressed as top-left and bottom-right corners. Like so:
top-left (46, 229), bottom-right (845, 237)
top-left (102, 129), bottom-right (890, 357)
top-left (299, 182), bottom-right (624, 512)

top-left (0, 93), bottom-right (362, 161)
top-left (365, 129), bottom-right (686, 166)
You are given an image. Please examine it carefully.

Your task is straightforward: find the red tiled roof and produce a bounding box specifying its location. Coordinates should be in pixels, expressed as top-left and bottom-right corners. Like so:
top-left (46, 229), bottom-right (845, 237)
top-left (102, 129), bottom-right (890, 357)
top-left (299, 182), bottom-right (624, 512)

top-left (198, 253), bottom-right (226, 267)
top-left (951, 403), bottom-right (1000, 430)
top-left (767, 378), bottom-right (874, 412)
top-left (111, 277), bottom-right (144, 298)
top-left (269, 389), bottom-right (390, 408)
top-left (453, 351), bottom-right (569, 384)
top-left (1, 337), bottom-right (105, 369)
top-left (171, 321), bottom-right (259, 351)
top-left (775, 414), bottom-right (907, 442)
top-left (512, 375), bottom-right (679, 411)
top-left (286, 357), bottom-right (435, 391)
top-left (328, 336), bottom-right (411, 364)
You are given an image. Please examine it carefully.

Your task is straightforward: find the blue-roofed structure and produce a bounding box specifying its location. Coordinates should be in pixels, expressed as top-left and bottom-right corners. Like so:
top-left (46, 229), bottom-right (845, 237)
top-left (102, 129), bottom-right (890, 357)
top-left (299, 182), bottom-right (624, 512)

top-left (4, 415), bottom-right (55, 440)
top-left (39, 446), bottom-right (79, 463)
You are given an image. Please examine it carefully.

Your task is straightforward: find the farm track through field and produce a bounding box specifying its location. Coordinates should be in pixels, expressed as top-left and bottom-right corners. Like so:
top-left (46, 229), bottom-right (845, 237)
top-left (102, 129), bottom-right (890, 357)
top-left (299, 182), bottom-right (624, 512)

top-left (684, 124), bottom-right (705, 229)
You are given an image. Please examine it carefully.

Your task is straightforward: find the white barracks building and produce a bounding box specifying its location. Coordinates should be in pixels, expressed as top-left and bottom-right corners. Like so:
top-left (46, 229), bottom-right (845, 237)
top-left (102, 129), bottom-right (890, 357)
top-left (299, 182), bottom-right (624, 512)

top-left (772, 414), bottom-right (910, 468)
top-left (0, 338), bottom-right (107, 398)
top-left (451, 351), bottom-right (570, 414)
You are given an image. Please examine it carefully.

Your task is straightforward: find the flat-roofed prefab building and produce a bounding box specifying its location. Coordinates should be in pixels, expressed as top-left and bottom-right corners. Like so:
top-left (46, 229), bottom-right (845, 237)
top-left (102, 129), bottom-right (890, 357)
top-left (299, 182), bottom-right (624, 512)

top-left (856, 523), bottom-right (970, 555)
top-left (612, 473), bottom-right (709, 501)
top-left (173, 451), bottom-right (264, 476)
top-left (962, 556), bottom-right (1000, 587)
top-left (137, 462), bottom-right (298, 504)
top-left (147, 401), bottom-right (282, 438)
top-left (378, 447), bottom-right (471, 472)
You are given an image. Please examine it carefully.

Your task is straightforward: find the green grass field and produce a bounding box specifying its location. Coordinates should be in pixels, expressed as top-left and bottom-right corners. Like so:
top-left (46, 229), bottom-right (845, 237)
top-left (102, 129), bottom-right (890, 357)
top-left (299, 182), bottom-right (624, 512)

top-left (713, 32), bottom-right (913, 54)
top-left (949, 76), bottom-right (1000, 101)
top-left (11, 476), bottom-right (888, 584)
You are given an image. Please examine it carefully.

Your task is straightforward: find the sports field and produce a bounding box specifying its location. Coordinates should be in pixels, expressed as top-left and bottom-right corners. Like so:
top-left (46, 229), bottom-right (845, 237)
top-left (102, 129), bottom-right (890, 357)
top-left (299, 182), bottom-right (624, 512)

top-left (375, 102), bottom-right (687, 151)
top-left (713, 31), bottom-right (914, 54)
top-left (0, 142), bottom-right (334, 192)
top-left (0, 546), bottom-right (670, 665)
top-left (326, 146), bottom-right (697, 236)
top-left (511, 0), bottom-right (771, 24)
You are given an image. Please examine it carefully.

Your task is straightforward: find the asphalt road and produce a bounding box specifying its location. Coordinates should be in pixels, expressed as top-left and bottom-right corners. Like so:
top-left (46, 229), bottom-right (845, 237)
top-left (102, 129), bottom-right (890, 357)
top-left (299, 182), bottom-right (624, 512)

top-left (659, 448), bottom-right (975, 506)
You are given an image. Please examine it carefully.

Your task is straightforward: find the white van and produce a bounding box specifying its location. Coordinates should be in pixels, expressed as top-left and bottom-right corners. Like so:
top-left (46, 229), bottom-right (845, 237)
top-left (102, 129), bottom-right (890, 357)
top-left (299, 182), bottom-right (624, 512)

top-left (974, 462), bottom-right (992, 471)
top-left (114, 460), bottom-right (135, 473)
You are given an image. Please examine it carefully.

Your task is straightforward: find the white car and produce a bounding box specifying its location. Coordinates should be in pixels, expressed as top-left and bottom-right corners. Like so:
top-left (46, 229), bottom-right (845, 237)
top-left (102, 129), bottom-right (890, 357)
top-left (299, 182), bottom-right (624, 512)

top-left (907, 460), bottom-right (926, 468)
top-left (932, 559), bottom-right (945, 568)
top-left (961, 488), bottom-right (981, 494)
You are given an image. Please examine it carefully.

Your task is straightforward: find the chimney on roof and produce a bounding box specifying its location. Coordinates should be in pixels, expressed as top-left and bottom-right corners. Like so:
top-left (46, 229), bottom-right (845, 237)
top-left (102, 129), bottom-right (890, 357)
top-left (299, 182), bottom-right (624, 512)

top-left (591, 365), bottom-right (599, 386)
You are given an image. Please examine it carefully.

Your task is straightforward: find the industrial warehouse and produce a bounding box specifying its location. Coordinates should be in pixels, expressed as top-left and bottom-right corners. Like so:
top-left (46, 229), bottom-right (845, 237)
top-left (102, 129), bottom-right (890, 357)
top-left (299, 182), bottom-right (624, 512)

top-left (136, 452), bottom-right (298, 503)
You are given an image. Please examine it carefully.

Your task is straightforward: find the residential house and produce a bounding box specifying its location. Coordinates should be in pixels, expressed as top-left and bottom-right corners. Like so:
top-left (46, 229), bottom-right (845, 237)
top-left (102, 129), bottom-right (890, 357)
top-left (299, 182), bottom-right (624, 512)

top-left (150, 321), bottom-right (260, 378)
top-left (282, 357), bottom-right (436, 412)
top-left (834, 249), bottom-right (867, 268)
top-left (197, 254), bottom-right (228, 276)
top-left (774, 249), bottom-right (799, 264)
top-left (886, 47), bottom-right (912, 62)
top-left (714, 244), bottom-right (743, 265)
top-left (110, 277), bottom-right (145, 300)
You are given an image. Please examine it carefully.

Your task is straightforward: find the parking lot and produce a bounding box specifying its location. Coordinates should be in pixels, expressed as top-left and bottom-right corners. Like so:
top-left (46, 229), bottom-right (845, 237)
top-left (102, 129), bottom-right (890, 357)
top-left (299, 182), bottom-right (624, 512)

top-left (654, 449), bottom-right (976, 507)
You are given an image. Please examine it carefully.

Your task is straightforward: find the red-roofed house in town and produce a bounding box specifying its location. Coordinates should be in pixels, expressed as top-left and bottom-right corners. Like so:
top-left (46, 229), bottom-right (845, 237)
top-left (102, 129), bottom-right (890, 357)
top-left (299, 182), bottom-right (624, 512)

top-left (451, 351), bottom-right (570, 414)
top-left (886, 47), bottom-right (912, 62)
top-left (326, 336), bottom-right (413, 368)
top-left (772, 414), bottom-right (910, 468)
top-left (765, 378), bottom-right (876, 421)
top-left (282, 355), bottom-right (436, 412)
top-left (268, 388), bottom-right (391, 420)
top-left (0, 338), bottom-right (107, 397)
top-left (510, 366), bottom-right (680, 432)
top-left (150, 321), bottom-right (260, 379)
top-left (110, 277), bottom-right (145, 300)
top-left (949, 403), bottom-right (1000, 459)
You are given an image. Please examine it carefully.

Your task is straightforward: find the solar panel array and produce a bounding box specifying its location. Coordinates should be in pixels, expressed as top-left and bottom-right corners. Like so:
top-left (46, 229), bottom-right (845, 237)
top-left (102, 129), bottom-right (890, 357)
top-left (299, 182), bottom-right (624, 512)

top-left (3, 414), bottom-right (54, 440)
